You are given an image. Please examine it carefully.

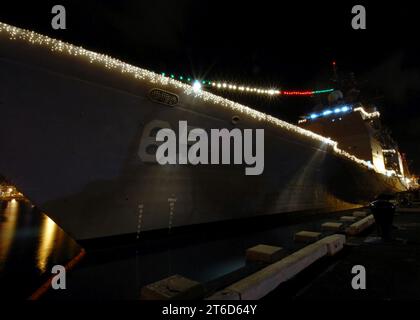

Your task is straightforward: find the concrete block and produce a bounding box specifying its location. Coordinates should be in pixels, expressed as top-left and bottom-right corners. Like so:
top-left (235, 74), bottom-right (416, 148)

top-left (223, 242), bottom-right (327, 300)
top-left (321, 222), bottom-right (343, 231)
top-left (206, 289), bottom-right (240, 300)
top-left (318, 234), bottom-right (346, 256)
top-left (207, 234), bottom-right (347, 300)
top-left (246, 244), bottom-right (286, 263)
top-left (140, 275), bottom-right (204, 300)
top-left (294, 231), bottom-right (321, 243)
top-left (340, 216), bottom-right (357, 222)
top-left (352, 211), bottom-right (368, 218)
top-left (346, 215), bottom-right (375, 236)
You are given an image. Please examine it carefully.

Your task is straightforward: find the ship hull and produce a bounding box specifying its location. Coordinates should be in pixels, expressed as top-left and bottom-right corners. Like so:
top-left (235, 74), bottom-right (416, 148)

top-left (0, 30), bottom-right (406, 242)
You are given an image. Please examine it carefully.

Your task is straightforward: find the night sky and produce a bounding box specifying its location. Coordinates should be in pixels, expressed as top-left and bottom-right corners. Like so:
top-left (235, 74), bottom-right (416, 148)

top-left (1, 1), bottom-right (419, 173)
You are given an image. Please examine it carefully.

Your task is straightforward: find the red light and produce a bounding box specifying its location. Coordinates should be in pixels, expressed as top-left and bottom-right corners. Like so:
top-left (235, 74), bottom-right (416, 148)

top-left (332, 61), bottom-right (336, 66)
top-left (282, 91), bottom-right (313, 96)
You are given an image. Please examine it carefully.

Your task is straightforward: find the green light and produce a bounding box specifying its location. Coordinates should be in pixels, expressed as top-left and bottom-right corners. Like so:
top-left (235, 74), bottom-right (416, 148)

top-left (187, 78), bottom-right (191, 82)
top-left (202, 80), bottom-right (206, 84)
top-left (170, 74), bottom-right (175, 78)
top-left (161, 72), bottom-right (166, 77)
top-left (180, 76), bottom-right (183, 80)
top-left (313, 89), bottom-right (334, 94)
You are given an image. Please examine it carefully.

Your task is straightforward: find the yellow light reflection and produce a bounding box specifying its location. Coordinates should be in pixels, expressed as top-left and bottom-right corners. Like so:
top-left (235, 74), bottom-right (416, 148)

top-left (37, 215), bottom-right (57, 273)
top-left (0, 200), bottom-right (19, 271)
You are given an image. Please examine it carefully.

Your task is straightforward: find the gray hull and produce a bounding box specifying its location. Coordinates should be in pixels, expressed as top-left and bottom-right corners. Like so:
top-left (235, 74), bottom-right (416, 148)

top-left (0, 27), bottom-right (406, 241)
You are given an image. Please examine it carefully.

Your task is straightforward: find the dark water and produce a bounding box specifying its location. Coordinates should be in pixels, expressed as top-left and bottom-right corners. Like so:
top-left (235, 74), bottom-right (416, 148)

top-left (0, 199), bottom-right (358, 300)
top-left (0, 200), bottom-right (81, 299)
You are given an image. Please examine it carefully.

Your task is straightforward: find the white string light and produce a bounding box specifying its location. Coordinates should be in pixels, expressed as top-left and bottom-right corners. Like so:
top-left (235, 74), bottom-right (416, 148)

top-left (211, 81), bottom-right (281, 96)
top-left (0, 21), bottom-right (407, 183)
top-left (354, 107), bottom-right (380, 119)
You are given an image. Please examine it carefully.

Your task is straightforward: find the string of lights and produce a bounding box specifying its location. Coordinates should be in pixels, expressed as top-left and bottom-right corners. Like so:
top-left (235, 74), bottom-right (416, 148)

top-left (161, 72), bottom-right (334, 97)
top-left (0, 21), bottom-right (405, 183)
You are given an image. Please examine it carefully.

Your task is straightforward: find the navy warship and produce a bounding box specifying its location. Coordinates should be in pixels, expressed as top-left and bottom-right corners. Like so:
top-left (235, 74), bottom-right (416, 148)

top-left (0, 22), bottom-right (411, 243)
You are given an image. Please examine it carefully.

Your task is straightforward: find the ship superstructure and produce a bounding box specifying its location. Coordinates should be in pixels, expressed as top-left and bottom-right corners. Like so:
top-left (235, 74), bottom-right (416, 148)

top-left (298, 99), bottom-right (412, 186)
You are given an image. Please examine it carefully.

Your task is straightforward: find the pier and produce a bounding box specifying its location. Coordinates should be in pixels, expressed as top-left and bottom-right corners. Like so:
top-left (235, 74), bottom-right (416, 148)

top-left (2, 195), bottom-right (420, 301)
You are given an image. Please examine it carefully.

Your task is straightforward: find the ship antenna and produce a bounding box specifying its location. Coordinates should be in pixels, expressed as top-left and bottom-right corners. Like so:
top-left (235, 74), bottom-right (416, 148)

top-left (332, 60), bottom-right (338, 83)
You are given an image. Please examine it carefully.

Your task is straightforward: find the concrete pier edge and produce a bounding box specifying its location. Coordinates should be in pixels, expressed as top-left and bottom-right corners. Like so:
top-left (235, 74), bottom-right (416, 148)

top-left (206, 234), bottom-right (346, 300)
top-left (345, 214), bottom-right (375, 236)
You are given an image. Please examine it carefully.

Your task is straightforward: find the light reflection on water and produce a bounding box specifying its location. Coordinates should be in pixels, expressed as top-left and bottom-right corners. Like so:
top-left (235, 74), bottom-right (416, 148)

top-left (37, 215), bottom-right (58, 272)
top-left (0, 200), bottom-right (81, 299)
top-left (0, 200), bottom-right (19, 271)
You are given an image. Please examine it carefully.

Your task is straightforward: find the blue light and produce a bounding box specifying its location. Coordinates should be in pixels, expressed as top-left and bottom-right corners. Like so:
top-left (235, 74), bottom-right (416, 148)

top-left (307, 105), bottom-right (352, 121)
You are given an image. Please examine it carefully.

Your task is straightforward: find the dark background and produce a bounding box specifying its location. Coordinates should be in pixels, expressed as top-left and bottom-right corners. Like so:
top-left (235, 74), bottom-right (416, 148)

top-left (1, 1), bottom-right (419, 173)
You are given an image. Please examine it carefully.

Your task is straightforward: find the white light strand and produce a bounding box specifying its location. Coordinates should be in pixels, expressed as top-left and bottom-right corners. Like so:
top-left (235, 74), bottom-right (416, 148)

top-left (0, 22), bottom-right (403, 181)
top-left (354, 107), bottom-right (380, 119)
top-left (211, 82), bottom-right (281, 96)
